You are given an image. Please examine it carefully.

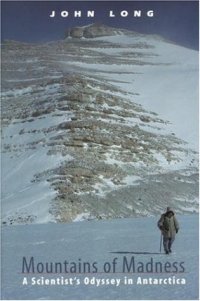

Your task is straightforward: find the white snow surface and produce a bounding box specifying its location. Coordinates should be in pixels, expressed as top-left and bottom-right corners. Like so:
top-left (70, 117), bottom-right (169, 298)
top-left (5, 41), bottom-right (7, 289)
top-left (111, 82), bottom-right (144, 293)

top-left (1, 214), bottom-right (199, 300)
top-left (66, 35), bottom-right (198, 151)
top-left (2, 112), bottom-right (73, 224)
top-left (2, 149), bottom-right (66, 224)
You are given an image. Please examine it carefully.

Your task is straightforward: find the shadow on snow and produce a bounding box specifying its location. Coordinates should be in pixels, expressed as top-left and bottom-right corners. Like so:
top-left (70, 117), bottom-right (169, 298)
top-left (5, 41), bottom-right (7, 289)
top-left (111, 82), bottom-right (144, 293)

top-left (110, 251), bottom-right (164, 255)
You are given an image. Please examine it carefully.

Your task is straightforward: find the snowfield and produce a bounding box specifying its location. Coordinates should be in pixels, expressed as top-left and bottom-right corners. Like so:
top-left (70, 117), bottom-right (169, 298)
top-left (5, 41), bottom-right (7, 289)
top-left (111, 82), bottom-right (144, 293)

top-left (68, 35), bottom-right (198, 151)
top-left (1, 214), bottom-right (199, 300)
top-left (2, 111), bottom-right (74, 224)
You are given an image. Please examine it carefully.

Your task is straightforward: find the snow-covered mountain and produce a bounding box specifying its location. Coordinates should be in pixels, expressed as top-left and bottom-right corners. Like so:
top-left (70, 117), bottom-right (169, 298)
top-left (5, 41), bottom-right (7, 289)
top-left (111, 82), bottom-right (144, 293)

top-left (1, 23), bottom-right (199, 301)
top-left (1, 24), bottom-right (199, 225)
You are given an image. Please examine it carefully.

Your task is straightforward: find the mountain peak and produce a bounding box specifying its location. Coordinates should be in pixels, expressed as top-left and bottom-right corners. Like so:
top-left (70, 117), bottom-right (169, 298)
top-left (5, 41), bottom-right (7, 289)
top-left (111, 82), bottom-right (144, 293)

top-left (65, 23), bottom-right (124, 39)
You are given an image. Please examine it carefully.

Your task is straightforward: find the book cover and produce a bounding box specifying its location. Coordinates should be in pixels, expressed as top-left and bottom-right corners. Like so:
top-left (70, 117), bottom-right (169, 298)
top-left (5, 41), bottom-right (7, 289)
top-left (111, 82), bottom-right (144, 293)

top-left (1, 0), bottom-right (199, 300)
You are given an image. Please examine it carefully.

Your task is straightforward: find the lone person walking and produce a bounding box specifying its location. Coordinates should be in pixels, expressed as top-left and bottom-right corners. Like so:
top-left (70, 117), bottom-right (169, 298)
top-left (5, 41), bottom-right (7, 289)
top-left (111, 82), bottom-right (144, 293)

top-left (157, 207), bottom-right (179, 254)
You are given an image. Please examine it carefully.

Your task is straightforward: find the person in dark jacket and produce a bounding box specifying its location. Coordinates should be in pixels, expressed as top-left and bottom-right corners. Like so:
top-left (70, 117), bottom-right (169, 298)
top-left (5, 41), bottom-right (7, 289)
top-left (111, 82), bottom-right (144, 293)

top-left (157, 207), bottom-right (179, 254)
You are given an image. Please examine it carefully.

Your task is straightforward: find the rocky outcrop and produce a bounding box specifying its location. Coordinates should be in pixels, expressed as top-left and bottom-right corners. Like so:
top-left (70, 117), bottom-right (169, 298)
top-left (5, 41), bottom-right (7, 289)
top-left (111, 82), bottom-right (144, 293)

top-left (66, 23), bottom-right (122, 39)
top-left (84, 23), bottom-right (121, 38)
top-left (69, 27), bottom-right (84, 38)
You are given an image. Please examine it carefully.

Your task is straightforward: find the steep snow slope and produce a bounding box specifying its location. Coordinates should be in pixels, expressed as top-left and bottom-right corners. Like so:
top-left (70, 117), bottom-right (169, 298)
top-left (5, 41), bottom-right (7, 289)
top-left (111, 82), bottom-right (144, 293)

top-left (66, 34), bottom-right (198, 150)
top-left (1, 214), bottom-right (199, 300)
top-left (2, 112), bottom-right (73, 224)
top-left (1, 28), bottom-right (199, 224)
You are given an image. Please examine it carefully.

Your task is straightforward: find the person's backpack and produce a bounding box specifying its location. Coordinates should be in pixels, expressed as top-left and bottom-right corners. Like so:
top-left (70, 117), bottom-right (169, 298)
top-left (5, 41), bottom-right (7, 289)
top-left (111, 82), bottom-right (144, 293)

top-left (158, 214), bottom-right (169, 232)
top-left (163, 216), bottom-right (170, 231)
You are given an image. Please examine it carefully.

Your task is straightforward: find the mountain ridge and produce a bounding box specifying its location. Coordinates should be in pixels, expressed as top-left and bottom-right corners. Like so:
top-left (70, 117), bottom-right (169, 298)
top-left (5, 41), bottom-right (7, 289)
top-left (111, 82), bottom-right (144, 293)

top-left (64, 22), bottom-right (166, 41)
top-left (1, 25), bottom-right (198, 225)
top-left (2, 24), bottom-right (196, 52)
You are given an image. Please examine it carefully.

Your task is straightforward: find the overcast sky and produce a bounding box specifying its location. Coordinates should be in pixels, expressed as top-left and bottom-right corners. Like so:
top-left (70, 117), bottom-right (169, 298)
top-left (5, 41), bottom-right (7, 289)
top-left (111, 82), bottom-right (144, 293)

top-left (1, 1), bottom-right (199, 50)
